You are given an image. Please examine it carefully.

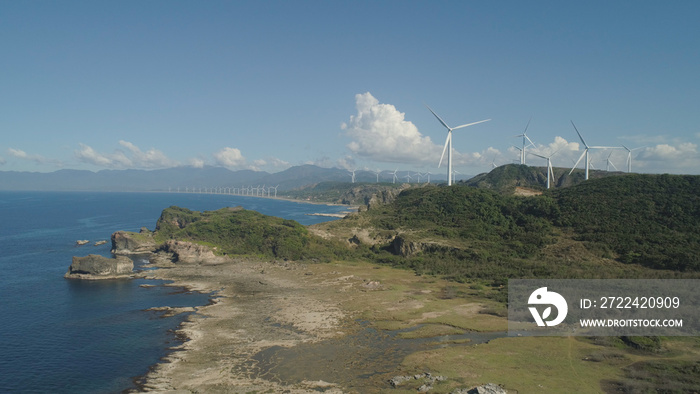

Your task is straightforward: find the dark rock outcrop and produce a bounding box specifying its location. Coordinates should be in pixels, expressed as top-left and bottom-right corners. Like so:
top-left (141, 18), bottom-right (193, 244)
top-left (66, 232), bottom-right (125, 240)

top-left (65, 254), bottom-right (134, 279)
top-left (111, 231), bottom-right (158, 255)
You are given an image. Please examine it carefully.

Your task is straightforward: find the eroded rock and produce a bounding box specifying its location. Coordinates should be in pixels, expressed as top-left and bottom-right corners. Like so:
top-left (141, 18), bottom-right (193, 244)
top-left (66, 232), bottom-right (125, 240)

top-left (65, 254), bottom-right (133, 280)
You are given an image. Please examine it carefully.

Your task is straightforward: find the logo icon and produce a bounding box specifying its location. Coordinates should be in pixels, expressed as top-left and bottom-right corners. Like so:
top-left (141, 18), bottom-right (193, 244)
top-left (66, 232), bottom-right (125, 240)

top-left (528, 287), bottom-right (568, 327)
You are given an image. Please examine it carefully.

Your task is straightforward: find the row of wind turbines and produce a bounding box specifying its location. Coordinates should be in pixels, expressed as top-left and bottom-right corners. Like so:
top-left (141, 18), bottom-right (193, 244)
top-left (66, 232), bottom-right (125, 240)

top-left (425, 105), bottom-right (644, 188)
top-left (168, 185), bottom-right (280, 197)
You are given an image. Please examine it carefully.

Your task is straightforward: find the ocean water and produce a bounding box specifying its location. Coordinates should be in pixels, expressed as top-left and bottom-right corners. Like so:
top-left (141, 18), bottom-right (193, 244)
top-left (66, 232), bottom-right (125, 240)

top-left (0, 191), bottom-right (347, 393)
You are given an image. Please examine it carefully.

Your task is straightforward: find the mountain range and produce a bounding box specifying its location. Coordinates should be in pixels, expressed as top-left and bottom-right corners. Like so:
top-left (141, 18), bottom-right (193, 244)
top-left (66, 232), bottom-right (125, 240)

top-left (0, 165), bottom-right (451, 192)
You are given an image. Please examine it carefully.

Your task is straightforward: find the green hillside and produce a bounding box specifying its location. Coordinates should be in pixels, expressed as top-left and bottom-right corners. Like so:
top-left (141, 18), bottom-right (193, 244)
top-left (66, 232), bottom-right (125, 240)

top-left (315, 172), bottom-right (700, 284)
top-left (154, 206), bottom-right (346, 261)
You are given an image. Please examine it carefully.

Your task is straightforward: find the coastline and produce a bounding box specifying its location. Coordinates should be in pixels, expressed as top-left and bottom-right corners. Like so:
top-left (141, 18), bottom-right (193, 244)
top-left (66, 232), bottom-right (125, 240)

top-left (134, 257), bottom-right (353, 392)
top-left (130, 253), bottom-right (517, 393)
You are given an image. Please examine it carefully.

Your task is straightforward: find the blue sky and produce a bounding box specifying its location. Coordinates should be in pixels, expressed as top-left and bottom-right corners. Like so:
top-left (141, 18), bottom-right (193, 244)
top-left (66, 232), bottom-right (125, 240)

top-left (2, 1), bottom-right (699, 176)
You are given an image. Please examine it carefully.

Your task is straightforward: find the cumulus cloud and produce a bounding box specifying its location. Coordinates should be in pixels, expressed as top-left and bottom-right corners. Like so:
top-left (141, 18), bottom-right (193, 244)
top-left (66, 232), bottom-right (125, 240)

top-left (213, 147), bottom-right (247, 169)
top-left (342, 92), bottom-right (441, 164)
top-left (75, 141), bottom-right (177, 169)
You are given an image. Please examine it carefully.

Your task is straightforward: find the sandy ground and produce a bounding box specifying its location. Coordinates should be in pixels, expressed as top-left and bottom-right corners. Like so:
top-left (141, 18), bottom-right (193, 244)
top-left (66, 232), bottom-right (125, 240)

top-left (135, 257), bottom-right (364, 393)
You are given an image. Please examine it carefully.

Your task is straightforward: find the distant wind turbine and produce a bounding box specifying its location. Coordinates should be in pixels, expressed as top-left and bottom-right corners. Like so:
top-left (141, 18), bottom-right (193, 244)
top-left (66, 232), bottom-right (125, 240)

top-left (426, 105), bottom-right (490, 186)
top-left (528, 149), bottom-right (559, 189)
top-left (404, 171), bottom-right (412, 183)
top-left (392, 169), bottom-right (398, 184)
top-left (425, 171), bottom-right (432, 183)
top-left (513, 118), bottom-right (536, 165)
top-left (621, 145), bottom-right (645, 173)
top-left (375, 169), bottom-right (381, 183)
top-left (569, 121), bottom-right (619, 180)
top-left (349, 169), bottom-right (356, 183)
top-left (605, 151), bottom-right (619, 172)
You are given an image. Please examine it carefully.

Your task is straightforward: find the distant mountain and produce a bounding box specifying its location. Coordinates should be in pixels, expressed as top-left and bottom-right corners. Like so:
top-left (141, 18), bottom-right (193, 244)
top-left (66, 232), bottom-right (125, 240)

top-left (0, 165), bottom-right (407, 192)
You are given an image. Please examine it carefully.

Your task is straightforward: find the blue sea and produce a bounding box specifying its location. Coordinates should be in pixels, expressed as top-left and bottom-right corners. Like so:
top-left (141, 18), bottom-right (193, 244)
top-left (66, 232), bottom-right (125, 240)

top-left (0, 191), bottom-right (347, 393)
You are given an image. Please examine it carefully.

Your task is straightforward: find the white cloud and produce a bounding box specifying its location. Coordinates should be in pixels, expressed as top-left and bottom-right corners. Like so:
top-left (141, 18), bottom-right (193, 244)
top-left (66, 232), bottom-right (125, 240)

top-left (118, 140), bottom-right (178, 168)
top-left (74, 141), bottom-right (177, 169)
top-left (8, 148), bottom-right (62, 166)
top-left (342, 92), bottom-right (441, 164)
top-left (213, 147), bottom-right (247, 169)
top-left (638, 143), bottom-right (698, 162)
top-left (0, 156), bottom-right (5, 165)
top-left (188, 158), bottom-right (205, 168)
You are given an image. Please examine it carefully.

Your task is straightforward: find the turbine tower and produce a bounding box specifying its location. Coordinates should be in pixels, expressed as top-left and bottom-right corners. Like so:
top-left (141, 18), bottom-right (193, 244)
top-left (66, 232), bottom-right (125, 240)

top-left (569, 121), bottom-right (618, 180)
top-left (426, 105), bottom-right (490, 186)
top-left (392, 169), bottom-right (398, 184)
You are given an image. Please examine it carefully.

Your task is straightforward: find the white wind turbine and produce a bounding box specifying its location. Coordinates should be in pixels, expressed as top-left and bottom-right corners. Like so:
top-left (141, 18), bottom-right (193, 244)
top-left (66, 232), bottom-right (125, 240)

top-left (513, 118), bottom-right (536, 165)
top-left (374, 169), bottom-right (381, 183)
top-left (425, 171), bottom-right (432, 183)
top-left (426, 105), bottom-right (490, 186)
top-left (622, 145), bottom-right (645, 173)
top-left (392, 169), bottom-right (398, 184)
top-left (605, 151), bottom-right (619, 172)
top-left (404, 171), bottom-right (412, 183)
top-left (349, 169), bottom-right (356, 183)
top-left (528, 150), bottom-right (559, 189)
top-left (569, 121), bottom-right (619, 180)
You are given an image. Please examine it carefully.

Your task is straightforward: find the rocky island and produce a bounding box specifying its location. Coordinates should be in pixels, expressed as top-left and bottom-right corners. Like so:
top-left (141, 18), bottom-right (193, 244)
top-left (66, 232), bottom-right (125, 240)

top-left (64, 254), bottom-right (134, 280)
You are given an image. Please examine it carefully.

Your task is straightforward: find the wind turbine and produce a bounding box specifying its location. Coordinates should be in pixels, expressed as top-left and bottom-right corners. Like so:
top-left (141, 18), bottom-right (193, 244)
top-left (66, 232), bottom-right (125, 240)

top-left (425, 171), bottom-right (432, 183)
top-left (569, 121), bottom-right (619, 180)
top-left (349, 169), bottom-right (356, 183)
top-left (528, 150), bottom-right (559, 189)
top-left (513, 118), bottom-right (536, 165)
top-left (404, 172), bottom-right (412, 183)
top-left (392, 169), bottom-right (398, 184)
top-left (426, 105), bottom-right (490, 186)
top-left (374, 169), bottom-right (381, 183)
top-left (621, 145), bottom-right (644, 173)
top-left (605, 151), bottom-right (619, 172)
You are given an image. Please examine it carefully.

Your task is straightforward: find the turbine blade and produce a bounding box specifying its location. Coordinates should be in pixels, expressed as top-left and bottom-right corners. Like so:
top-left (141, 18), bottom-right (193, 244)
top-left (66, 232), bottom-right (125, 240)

top-left (523, 117), bottom-right (532, 135)
top-left (425, 105), bottom-right (450, 130)
top-left (610, 161), bottom-right (618, 171)
top-left (525, 134), bottom-right (536, 148)
top-left (451, 119), bottom-right (491, 130)
top-left (528, 151), bottom-right (546, 159)
top-left (569, 149), bottom-right (587, 175)
top-left (438, 133), bottom-right (451, 168)
top-left (571, 121), bottom-right (588, 148)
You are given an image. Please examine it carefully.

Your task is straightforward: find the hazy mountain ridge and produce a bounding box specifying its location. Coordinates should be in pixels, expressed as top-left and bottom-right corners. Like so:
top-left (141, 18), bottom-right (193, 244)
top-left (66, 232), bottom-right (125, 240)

top-left (0, 165), bottom-right (353, 192)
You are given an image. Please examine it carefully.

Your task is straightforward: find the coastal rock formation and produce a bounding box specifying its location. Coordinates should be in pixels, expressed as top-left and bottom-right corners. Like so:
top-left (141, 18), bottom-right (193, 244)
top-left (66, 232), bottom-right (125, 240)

top-left (65, 254), bottom-right (134, 279)
top-left (157, 240), bottom-right (229, 264)
top-left (366, 185), bottom-right (411, 210)
top-left (111, 230), bottom-right (158, 255)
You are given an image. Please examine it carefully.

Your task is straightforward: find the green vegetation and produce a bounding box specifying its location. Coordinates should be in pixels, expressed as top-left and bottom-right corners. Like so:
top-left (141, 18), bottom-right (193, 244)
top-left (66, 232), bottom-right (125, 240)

top-left (153, 206), bottom-right (348, 261)
top-left (551, 174), bottom-right (700, 271)
top-left (316, 172), bottom-right (700, 287)
top-left (283, 181), bottom-right (409, 205)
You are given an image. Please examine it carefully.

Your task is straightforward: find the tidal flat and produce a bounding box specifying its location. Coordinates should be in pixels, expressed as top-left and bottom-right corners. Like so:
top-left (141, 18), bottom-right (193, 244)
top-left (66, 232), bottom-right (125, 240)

top-left (134, 258), bottom-right (700, 393)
